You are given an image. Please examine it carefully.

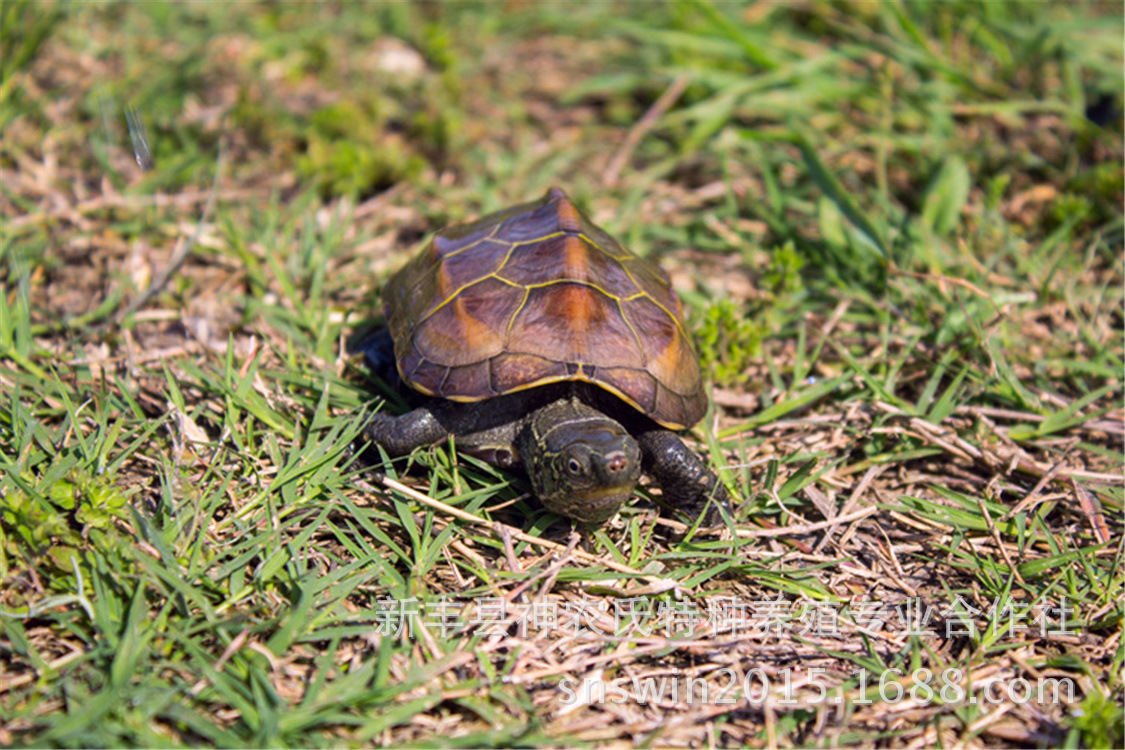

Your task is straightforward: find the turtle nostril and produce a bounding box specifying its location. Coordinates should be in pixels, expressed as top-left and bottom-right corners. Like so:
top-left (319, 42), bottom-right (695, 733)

top-left (605, 451), bottom-right (629, 476)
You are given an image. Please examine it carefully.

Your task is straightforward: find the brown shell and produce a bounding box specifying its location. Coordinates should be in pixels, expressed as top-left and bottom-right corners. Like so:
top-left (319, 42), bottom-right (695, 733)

top-left (382, 188), bottom-right (706, 429)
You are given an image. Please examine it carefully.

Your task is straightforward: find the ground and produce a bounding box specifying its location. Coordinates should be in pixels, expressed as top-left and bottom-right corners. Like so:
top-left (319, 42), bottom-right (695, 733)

top-left (1, 2), bottom-right (1122, 748)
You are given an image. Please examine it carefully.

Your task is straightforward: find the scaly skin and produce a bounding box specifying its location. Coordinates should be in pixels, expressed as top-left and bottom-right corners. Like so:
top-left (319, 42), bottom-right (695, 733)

top-left (361, 333), bottom-right (728, 526)
top-left (516, 399), bottom-right (641, 524)
top-left (363, 394), bottom-right (643, 524)
top-left (635, 428), bottom-right (730, 525)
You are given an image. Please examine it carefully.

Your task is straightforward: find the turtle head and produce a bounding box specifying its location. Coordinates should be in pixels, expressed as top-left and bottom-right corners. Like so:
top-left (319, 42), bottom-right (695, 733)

top-left (521, 403), bottom-right (642, 525)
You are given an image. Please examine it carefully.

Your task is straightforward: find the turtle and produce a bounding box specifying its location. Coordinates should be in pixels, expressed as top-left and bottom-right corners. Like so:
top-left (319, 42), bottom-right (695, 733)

top-left (363, 187), bottom-right (730, 526)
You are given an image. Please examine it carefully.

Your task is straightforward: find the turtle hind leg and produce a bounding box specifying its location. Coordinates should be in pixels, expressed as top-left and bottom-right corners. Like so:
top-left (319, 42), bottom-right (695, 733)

top-left (357, 327), bottom-right (401, 390)
top-left (636, 429), bottom-right (731, 526)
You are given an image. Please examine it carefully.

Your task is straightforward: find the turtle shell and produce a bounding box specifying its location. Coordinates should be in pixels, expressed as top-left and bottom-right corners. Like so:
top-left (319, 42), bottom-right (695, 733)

top-left (382, 188), bottom-right (706, 429)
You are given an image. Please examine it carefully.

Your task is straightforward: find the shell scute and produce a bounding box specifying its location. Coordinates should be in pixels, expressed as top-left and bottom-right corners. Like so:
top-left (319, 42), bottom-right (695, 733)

top-left (415, 293), bottom-right (503, 368)
top-left (506, 283), bottom-right (643, 370)
top-left (489, 352), bottom-right (568, 394)
top-left (441, 359), bottom-right (493, 400)
top-left (492, 200), bottom-right (572, 245)
top-left (598, 366), bottom-right (658, 415)
top-left (383, 188), bottom-right (706, 429)
top-left (435, 239), bottom-right (510, 296)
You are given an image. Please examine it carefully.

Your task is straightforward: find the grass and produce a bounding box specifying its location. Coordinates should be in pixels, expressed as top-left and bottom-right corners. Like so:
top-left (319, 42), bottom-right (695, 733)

top-left (1, 1), bottom-right (1122, 747)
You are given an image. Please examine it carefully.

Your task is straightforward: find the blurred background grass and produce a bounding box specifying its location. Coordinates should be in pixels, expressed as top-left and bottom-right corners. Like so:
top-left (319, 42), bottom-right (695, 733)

top-left (5, 0), bottom-right (1121, 357)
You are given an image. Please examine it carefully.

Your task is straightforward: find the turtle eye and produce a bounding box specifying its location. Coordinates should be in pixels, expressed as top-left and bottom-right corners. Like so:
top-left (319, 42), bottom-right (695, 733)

top-left (566, 457), bottom-right (584, 475)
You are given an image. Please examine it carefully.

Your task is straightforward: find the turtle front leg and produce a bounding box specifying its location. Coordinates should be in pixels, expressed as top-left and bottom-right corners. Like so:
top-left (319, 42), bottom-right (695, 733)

top-left (364, 406), bottom-right (452, 456)
top-left (636, 430), bottom-right (731, 526)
